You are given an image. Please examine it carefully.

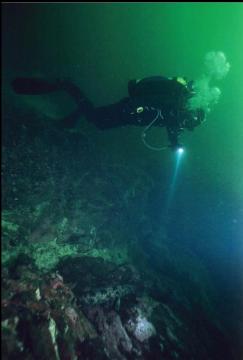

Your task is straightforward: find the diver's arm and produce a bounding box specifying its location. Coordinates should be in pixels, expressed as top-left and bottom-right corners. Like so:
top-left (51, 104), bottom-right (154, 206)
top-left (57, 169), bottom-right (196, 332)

top-left (166, 126), bottom-right (183, 149)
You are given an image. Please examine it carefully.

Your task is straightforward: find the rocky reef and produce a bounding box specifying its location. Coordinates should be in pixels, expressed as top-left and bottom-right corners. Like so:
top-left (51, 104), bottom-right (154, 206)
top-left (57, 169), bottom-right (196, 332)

top-left (1, 103), bottom-right (237, 359)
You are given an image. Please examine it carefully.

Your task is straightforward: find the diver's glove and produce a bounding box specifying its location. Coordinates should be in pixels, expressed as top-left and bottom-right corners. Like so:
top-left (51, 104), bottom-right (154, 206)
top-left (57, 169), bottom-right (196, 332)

top-left (168, 143), bottom-right (184, 151)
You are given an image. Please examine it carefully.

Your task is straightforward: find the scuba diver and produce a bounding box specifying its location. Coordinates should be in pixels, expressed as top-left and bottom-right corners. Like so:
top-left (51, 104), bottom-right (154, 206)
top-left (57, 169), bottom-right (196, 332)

top-left (11, 76), bottom-right (206, 150)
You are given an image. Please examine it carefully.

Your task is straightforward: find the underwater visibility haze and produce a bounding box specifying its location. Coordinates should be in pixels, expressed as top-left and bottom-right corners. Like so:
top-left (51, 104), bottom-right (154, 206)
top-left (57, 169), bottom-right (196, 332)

top-left (2, 3), bottom-right (243, 359)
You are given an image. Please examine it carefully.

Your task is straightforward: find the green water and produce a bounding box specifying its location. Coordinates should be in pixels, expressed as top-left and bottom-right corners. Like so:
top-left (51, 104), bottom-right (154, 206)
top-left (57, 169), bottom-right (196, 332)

top-left (3, 3), bottom-right (243, 197)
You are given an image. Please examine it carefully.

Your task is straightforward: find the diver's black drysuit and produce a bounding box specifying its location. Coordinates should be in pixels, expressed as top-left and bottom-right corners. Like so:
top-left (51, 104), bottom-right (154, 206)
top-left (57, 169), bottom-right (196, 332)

top-left (12, 76), bottom-right (204, 148)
